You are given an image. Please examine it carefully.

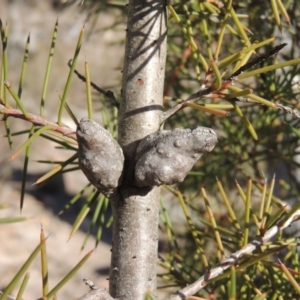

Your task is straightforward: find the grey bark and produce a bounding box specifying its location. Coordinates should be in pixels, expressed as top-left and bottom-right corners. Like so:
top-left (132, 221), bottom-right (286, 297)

top-left (109, 0), bottom-right (167, 299)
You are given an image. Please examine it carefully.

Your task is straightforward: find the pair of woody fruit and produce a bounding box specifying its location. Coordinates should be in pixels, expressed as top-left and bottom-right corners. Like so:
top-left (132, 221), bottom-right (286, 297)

top-left (76, 118), bottom-right (217, 196)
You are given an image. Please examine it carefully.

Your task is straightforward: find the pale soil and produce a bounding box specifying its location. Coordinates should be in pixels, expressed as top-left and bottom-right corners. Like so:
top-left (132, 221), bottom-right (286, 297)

top-left (0, 1), bottom-right (123, 298)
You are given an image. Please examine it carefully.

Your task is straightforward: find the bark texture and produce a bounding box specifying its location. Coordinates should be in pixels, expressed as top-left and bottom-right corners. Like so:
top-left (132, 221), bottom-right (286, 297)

top-left (135, 127), bottom-right (218, 186)
top-left (109, 0), bottom-right (167, 299)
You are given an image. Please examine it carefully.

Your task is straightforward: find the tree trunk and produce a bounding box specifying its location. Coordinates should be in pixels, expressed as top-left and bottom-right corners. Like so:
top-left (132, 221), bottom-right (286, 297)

top-left (109, 1), bottom-right (167, 299)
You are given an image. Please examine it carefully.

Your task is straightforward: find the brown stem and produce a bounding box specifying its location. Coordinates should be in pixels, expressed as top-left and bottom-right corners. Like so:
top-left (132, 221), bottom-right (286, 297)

top-left (160, 86), bottom-right (212, 125)
top-left (0, 103), bottom-right (77, 141)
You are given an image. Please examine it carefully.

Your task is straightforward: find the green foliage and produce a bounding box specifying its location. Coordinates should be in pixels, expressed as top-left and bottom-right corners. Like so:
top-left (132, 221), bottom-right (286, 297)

top-left (162, 1), bottom-right (300, 193)
top-left (156, 1), bottom-right (300, 298)
top-left (1, 0), bottom-right (300, 299)
top-left (0, 204), bottom-right (30, 224)
top-left (159, 178), bottom-right (300, 299)
top-left (0, 228), bottom-right (92, 300)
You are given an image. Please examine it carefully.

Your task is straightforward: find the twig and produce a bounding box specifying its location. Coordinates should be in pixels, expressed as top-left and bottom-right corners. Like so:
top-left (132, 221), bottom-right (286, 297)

top-left (163, 208), bottom-right (300, 300)
top-left (230, 97), bottom-right (300, 119)
top-left (227, 43), bottom-right (287, 80)
top-left (77, 278), bottom-right (115, 300)
top-left (83, 278), bottom-right (99, 290)
top-left (161, 43), bottom-right (288, 125)
top-left (68, 60), bottom-right (119, 108)
top-left (275, 103), bottom-right (300, 119)
top-left (0, 103), bottom-right (77, 141)
top-left (160, 86), bottom-right (212, 125)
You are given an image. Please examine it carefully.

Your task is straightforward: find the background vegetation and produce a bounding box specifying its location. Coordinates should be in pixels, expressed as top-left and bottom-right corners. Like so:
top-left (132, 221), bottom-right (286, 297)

top-left (1, 0), bottom-right (300, 299)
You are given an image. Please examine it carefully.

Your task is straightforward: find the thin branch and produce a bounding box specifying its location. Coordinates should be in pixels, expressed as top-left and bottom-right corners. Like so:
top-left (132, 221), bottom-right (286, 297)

top-left (231, 97), bottom-right (300, 119)
top-left (163, 209), bottom-right (300, 300)
top-left (0, 103), bottom-right (77, 141)
top-left (160, 86), bottom-right (212, 125)
top-left (77, 278), bottom-right (115, 300)
top-left (160, 43), bottom-right (288, 125)
top-left (68, 60), bottom-right (119, 108)
top-left (275, 103), bottom-right (300, 119)
top-left (227, 43), bottom-right (287, 80)
top-left (83, 278), bottom-right (99, 290)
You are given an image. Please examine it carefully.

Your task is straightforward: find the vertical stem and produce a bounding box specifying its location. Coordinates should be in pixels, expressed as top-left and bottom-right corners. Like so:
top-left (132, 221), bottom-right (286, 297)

top-left (109, 1), bottom-right (167, 299)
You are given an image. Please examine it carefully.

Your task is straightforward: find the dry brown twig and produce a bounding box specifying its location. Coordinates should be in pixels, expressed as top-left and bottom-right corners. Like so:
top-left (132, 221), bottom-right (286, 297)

top-left (0, 103), bottom-right (77, 142)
